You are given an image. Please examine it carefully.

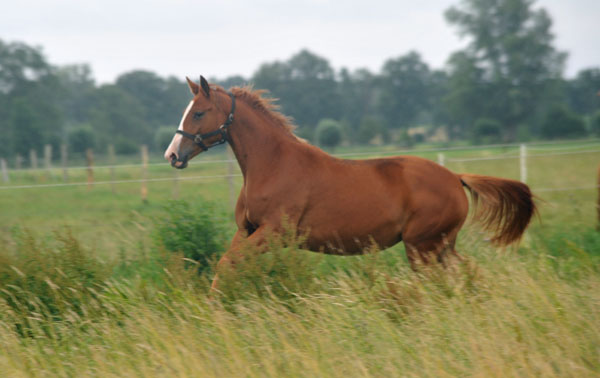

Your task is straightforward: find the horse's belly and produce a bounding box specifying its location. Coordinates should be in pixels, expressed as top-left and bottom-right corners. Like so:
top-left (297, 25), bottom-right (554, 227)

top-left (303, 216), bottom-right (403, 255)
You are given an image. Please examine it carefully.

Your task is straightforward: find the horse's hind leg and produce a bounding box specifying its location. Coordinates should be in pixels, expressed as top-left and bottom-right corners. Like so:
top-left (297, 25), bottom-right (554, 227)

top-left (403, 226), bottom-right (463, 270)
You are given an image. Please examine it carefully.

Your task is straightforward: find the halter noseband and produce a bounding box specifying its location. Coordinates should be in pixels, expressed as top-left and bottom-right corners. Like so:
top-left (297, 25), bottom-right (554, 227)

top-left (175, 91), bottom-right (236, 151)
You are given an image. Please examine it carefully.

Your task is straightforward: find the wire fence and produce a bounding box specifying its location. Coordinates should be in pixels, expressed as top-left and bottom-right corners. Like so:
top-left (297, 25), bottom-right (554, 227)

top-left (1, 140), bottom-right (599, 201)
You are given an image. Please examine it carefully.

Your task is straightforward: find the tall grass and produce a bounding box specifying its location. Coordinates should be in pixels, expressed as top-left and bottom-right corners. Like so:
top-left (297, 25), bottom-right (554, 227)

top-left (0, 226), bottom-right (598, 377)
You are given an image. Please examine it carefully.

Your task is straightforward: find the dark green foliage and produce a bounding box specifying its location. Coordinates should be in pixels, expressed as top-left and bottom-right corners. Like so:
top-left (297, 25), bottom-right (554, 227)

top-left (315, 119), bottom-right (343, 149)
top-left (591, 111), bottom-right (600, 136)
top-left (0, 228), bottom-right (110, 332)
top-left (152, 200), bottom-right (229, 273)
top-left (68, 124), bottom-right (96, 154)
top-left (155, 126), bottom-right (176, 151)
top-left (444, 0), bottom-right (567, 141)
top-left (114, 138), bottom-right (139, 155)
top-left (396, 130), bottom-right (414, 148)
top-left (472, 118), bottom-right (502, 144)
top-left (540, 105), bottom-right (586, 139)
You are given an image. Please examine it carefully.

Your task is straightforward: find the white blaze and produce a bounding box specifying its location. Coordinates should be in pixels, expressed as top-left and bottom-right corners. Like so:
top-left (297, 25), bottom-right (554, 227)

top-left (164, 101), bottom-right (194, 160)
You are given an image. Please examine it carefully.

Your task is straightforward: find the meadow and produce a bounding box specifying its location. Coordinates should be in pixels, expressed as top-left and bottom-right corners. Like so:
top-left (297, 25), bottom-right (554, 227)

top-left (0, 140), bottom-right (599, 377)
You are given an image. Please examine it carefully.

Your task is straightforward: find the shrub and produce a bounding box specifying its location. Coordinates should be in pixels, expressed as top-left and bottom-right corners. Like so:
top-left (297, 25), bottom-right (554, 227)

top-left (115, 137), bottom-right (139, 155)
top-left (540, 105), bottom-right (586, 139)
top-left (152, 199), bottom-right (230, 274)
top-left (315, 119), bottom-right (343, 149)
top-left (68, 124), bottom-right (96, 154)
top-left (472, 118), bottom-right (502, 144)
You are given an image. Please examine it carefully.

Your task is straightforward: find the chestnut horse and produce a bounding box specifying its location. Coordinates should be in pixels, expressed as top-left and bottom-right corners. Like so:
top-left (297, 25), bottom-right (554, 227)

top-left (164, 76), bottom-right (536, 289)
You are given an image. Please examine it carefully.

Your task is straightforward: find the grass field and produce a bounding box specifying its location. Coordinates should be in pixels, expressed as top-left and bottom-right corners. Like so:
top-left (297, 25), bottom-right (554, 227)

top-left (0, 141), bottom-right (599, 377)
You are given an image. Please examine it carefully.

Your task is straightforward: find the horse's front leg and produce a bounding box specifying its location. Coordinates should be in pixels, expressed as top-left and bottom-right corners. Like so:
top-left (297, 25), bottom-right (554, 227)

top-left (210, 227), bottom-right (268, 292)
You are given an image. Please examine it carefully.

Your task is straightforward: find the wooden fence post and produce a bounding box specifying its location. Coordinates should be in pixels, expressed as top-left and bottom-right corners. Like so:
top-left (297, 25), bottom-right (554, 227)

top-left (437, 153), bottom-right (445, 167)
top-left (44, 144), bottom-right (52, 176)
top-left (61, 144), bottom-right (68, 182)
top-left (140, 145), bottom-right (148, 203)
top-left (519, 144), bottom-right (527, 183)
top-left (29, 149), bottom-right (38, 170)
top-left (1, 159), bottom-right (9, 183)
top-left (86, 148), bottom-right (94, 190)
top-left (227, 145), bottom-right (235, 210)
top-left (108, 144), bottom-right (116, 193)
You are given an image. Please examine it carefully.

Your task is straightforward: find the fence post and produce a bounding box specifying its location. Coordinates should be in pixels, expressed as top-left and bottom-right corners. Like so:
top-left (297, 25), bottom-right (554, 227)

top-left (108, 144), bottom-right (116, 194)
top-left (140, 145), bottom-right (148, 203)
top-left (29, 149), bottom-right (38, 170)
top-left (597, 164), bottom-right (600, 231)
top-left (44, 144), bottom-right (52, 176)
top-left (227, 145), bottom-right (236, 210)
top-left (437, 153), bottom-right (445, 167)
top-left (519, 144), bottom-right (527, 183)
top-left (61, 144), bottom-right (68, 182)
top-left (1, 159), bottom-right (9, 183)
top-left (16, 155), bottom-right (22, 170)
top-left (86, 148), bottom-right (94, 190)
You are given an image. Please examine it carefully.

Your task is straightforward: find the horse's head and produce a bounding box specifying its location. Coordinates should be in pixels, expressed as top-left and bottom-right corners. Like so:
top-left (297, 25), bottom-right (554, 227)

top-left (164, 76), bottom-right (233, 169)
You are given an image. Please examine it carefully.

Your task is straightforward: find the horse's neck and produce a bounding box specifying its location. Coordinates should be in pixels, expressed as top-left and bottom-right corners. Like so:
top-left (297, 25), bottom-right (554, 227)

top-left (228, 103), bottom-right (297, 179)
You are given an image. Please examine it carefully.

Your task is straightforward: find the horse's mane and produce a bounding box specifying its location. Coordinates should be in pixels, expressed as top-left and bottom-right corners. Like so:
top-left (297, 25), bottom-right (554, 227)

top-left (214, 85), bottom-right (299, 138)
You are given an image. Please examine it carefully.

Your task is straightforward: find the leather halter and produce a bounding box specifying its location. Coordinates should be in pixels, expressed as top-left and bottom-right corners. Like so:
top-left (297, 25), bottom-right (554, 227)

top-left (175, 91), bottom-right (236, 151)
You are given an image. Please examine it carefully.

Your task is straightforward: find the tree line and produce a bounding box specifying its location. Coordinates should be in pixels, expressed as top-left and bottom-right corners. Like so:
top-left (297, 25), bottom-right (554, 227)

top-left (1, 0), bottom-right (599, 158)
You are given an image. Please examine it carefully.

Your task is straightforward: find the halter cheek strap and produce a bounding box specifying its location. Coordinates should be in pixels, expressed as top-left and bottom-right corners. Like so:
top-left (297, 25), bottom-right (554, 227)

top-left (176, 92), bottom-right (236, 151)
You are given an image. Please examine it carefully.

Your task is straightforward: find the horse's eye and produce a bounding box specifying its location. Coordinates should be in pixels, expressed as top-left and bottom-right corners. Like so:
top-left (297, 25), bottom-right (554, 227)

top-left (193, 111), bottom-right (205, 120)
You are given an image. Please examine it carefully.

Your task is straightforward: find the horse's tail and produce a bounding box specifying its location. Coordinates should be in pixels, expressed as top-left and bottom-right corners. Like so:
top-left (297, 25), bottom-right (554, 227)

top-left (458, 173), bottom-right (536, 246)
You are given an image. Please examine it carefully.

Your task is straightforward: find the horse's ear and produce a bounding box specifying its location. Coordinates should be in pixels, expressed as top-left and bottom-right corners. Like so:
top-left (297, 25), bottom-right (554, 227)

top-left (186, 77), bottom-right (199, 95)
top-left (200, 75), bottom-right (210, 98)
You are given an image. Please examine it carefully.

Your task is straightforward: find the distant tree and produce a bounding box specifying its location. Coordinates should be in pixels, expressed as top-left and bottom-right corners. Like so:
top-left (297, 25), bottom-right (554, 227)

top-left (378, 51), bottom-right (432, 128)
top-left (86, 85), bottom-right (148, 149)
top-left (540, 105), bottom-right (586, 139)
top-left (252, 50), bottom-right (342, 129)
top-left (0, 39), bottom-right (63, 156)
top-left (214, 75), bottom-right (247, 89)
top-left (567, 68), bottom-right (600, 116)
top-left (315, 119), bottom-right (342, 150)
top-left (445, 0), bottom-right (566, 140)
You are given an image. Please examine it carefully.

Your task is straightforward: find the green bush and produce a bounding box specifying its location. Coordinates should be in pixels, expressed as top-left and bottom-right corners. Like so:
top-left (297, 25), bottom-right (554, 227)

top-left (315, 119), bottom-right (343, 149)
top-left (115, 137), bottom-right (139, 155)
top-left (68, 124), bottom-right (96, 154)
top-left (472, 117), bottom-right (502, 144)
top-left (540, 105), bottom-right (586, 139)
top-left (152, 200), bottom-right (230, 274)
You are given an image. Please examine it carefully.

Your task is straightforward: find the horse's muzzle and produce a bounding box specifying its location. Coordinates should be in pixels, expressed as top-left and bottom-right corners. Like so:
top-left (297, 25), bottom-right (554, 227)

top-left (170, 155), bottom-right (189, 169)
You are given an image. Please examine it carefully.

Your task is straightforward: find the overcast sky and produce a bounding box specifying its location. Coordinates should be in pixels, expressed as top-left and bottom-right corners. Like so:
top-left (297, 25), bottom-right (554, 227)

top-left (3, 0), bottom-right (599, 84)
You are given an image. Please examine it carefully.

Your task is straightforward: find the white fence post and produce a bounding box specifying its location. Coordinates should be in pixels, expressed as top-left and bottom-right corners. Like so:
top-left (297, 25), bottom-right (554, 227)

top-left (1, 159), bottom-right (9, 183)
top-left (44, 144), bottom-right (53, 176)
top-left (61, 144), bottom-right (68, 182)
top-left (140, 145), bottom-right (148, 203)
top-left (29, 149), bottom-right (38, 170)
top-left (437, 153), bottom-right (445, 167)
top-left (520, 144), bottom-right (527, 183)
